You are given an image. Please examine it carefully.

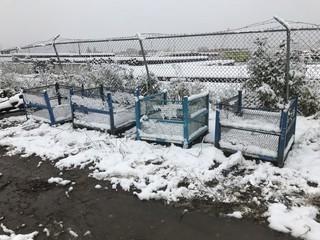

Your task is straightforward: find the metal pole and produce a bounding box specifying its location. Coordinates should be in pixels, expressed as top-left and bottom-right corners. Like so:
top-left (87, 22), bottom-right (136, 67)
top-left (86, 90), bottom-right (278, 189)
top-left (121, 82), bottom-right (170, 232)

top-left (137, 34), bottom-right (151, 93)
top-left (78, 43), bottom-right (81, 55)
top-left (52, 34), bottom-right (63, 71)
top-left (274, 16), bottom-right (291, 103)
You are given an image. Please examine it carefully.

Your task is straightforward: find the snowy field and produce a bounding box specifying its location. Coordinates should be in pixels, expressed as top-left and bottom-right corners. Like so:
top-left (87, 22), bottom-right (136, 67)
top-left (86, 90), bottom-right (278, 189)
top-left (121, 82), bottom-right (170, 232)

top-left (0, 114), bottom-right (320, 240)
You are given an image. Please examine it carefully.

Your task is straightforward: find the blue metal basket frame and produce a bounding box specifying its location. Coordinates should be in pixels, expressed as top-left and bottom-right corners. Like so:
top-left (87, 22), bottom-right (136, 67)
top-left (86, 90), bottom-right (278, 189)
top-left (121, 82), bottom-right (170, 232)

top-left (70, 85), bottom-right (135, 134)
top-left (215, 91), bottom-right (298, 167)
top-left (23, 83), bottom-right (73, 125)
top-left (135, 90), bottom-right (209, 148)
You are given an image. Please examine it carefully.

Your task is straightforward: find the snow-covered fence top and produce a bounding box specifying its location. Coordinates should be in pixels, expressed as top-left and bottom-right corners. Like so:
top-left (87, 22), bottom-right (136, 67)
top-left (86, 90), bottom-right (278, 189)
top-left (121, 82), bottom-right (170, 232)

top-left (23, 83), bottom-right (77, 125)
top-left (70, 85), bottom-right (136, 134)
top-left (135, 90), bottom-right (209, 148)
top-left (215, 91), bottom-right (298, 167)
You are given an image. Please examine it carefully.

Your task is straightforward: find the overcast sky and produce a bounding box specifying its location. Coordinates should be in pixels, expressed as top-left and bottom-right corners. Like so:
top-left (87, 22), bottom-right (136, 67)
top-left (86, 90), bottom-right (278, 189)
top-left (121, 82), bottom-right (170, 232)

top-left (1, 0), bottom-right (320, 49)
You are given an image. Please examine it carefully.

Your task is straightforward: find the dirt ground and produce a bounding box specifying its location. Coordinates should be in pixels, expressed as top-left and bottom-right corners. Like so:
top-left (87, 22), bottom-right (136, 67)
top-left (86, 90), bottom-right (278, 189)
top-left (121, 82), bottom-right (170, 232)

top-left (0, 146), bottom-right (296, 240)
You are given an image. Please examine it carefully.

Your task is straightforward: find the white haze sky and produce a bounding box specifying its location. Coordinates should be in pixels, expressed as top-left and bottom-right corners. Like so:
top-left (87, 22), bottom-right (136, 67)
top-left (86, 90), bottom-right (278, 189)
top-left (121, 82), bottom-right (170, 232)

top-left (1, 0), bottom-right (320, 49)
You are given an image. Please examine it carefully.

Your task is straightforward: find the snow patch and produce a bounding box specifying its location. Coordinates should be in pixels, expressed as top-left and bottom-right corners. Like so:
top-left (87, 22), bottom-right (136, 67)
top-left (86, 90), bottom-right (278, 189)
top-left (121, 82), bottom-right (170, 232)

top-left (265, 203), bottom-right (320, 240)
top-left (226, 211), bottom-right (243, 219)
top-left (0, 224), bottom-right (38, 240)
top-left (48, 177), bottom-right (71, 186)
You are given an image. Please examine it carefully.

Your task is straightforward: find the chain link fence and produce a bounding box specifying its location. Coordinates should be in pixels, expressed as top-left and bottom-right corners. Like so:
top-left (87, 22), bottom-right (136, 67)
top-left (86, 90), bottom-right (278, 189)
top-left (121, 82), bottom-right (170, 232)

top-left (1, 18), bottom-right (320, 107)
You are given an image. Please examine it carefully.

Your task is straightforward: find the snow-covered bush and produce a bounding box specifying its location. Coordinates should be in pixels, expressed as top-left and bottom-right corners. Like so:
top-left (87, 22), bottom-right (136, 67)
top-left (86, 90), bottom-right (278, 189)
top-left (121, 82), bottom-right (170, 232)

top-left (166, 78), bottom-right (205, 100)
top-left (82, 64), bottom-right (131, 90)
top-left (0, 63), bottom-right (25, 96)
top-left (245, 38), bottom-right (320, 116)
top-left (136, 72), bottom-right (160, 96)
top-left (0, 61), bottom-right (77, 95)
top-left (0, 62), bottom-right (34, 75)
top-left (80, 64), bottom-right (159, 95)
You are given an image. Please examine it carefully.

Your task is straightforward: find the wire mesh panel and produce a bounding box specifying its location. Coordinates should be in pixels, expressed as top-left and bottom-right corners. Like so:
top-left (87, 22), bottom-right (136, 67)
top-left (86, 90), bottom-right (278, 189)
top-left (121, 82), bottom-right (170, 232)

top-left (187, 93), bottom-right (209, 140)
top-left (137, 92), bottom-right (185, 143)
top-left (220, 127), bottom-right (280, 158)
top-left (23, 84), bottom-right (73, 125)
top-left (136, 91), bottom-right (209, 146)
top-left (71, 87), bottom-right (109, 130)
top-left (215, 91), bottom-right (298, 166)
top-left (23, 89), bottom-right (51, 121)
top-left (71, 87), bottom-right (136, 133)
top-left (110, 91), bottom-right (136, 131)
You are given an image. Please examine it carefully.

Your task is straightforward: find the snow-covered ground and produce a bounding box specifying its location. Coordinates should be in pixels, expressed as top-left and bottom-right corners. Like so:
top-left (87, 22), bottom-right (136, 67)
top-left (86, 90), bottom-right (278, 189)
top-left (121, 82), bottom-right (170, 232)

top-left (0, 224), bottom-right (38, 240)
top-left (0, 114), bottom-right (319, 239)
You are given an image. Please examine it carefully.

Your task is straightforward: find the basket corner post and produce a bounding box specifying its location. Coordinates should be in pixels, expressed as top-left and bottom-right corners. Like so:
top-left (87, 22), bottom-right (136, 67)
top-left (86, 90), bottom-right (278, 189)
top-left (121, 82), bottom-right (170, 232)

top-left (277, 110), bottom-right (289, 167)
top-left (214, 101), bottom-right (222, 149)
top-left (135, 89), bottom-right (141, 140)
top-left (237, 90), bottom-right (243, 114)
top-left (106, 92), bottom-right (115, 135)
top-left (43, 91), bottom-right (56, 126)
top-left (55, 82), bottom-right (62, 105)
top-left (69, 88), bottom-right (75, 128)
top-left (21, 93), bottom-right (29, 121)
top-left (182, 96), bottom-right (189, 148)
top-left (163, 91), bottom-right (168, 105)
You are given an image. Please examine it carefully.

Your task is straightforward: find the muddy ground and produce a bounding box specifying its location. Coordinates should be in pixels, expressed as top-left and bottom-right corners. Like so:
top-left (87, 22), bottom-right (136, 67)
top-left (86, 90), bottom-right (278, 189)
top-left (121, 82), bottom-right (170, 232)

top-left (0, 146), bottom-right (296, 240)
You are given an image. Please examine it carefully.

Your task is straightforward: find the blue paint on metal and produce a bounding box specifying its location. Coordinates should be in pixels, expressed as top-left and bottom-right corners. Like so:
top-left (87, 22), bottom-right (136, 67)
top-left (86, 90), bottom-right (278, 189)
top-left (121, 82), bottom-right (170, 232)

top-left (70, 86), bottom-right (135, 134)
top-left (22, 93), bottom-right (29, 121)
top-left (73, 105), bottom-right (110, 115)
top-left (146, 118), bottom-right (184, 124)
top-left (55, 82), bottom-right (62, 105)
top-left (141, 92), bottom-right (165, 101)
top-left (81, 84), bottom-right (85, 96)
top-left (189, 109), bottom-right (209, 120)
top-left (106, 92), bottom-right (115, 134)
top-left (292, 97), bottom-right (298, 136)
top-left (135, 89), bottom-right (141, 140)
top-left (43, 91), bottom-right (56, 125)
top-left (163, 91), bottom-right (168, 105)
top-left (182, 96), bottom-right (189, 148)
top-left (26, 102), bottom-right (49, 109)
top-left (214, 102), bottom-right (222, 148)
top-left (222, 125), bottom-right (281, 136)
top-left (217, 92), bottom-right (298, 167)
top-left (277, 109), bottom-right (288, 167)
top-left (137, 92), bottom-right (209, 148)
top-left (99, 85), bottom-right (105, 102)
top-left (69, 88), bottom-right (75, 128)
top-left (237, 90), bottom-right (242, 114)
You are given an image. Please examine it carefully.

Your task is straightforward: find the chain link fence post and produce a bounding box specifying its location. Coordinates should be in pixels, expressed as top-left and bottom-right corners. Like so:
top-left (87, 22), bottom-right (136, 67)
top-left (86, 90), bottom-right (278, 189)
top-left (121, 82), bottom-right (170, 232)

top-left (274, 16), bottom-right (291, 103)
top-left (137, 34), bottom-right (151, 92)
top-left (52, 34), bottom-right (63, 72)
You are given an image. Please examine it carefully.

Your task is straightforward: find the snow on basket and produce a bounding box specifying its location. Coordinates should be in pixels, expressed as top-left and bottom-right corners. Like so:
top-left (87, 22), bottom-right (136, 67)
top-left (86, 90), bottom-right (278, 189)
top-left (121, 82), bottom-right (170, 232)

top-left (215, 91), bottom-right (298, 167)
top-left (135, 90), bottom-right (209, 148)
top-left (70, 85), bottom-right (136, 134)
top-left (23, 83), bottom-right (77, 125)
